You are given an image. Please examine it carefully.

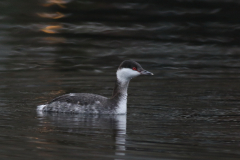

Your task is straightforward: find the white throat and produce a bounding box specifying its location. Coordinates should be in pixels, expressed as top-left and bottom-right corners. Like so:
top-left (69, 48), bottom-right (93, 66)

top-left (116, 68), bottom-right (140, 83)
top-left (115, 68), bottom-right (140, 114)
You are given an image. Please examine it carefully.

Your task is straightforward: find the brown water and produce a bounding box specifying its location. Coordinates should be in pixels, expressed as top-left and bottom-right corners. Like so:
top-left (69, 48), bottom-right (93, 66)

top-left (1, 0), bottom-right (240, 159)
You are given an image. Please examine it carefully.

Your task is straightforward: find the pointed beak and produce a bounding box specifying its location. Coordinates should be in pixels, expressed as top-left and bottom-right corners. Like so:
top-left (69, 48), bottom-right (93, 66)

top-left (140, 70), bottom-right (154, 75)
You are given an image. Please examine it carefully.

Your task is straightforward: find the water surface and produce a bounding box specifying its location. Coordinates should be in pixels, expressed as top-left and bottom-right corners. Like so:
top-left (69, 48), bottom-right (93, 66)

top-left (0, 0), bottom-right (240, 159)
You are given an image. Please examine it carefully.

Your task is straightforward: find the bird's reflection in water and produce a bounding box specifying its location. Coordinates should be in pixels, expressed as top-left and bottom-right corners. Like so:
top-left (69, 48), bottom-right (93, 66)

top-left (37, 110), bottom-right (126, 159)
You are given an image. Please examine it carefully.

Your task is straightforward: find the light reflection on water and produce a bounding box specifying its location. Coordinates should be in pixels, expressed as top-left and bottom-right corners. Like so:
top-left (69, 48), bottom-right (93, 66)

top-left (37, 112), bottom-right (127, 159)
top-left (0, 0), bottom-right (240, 159)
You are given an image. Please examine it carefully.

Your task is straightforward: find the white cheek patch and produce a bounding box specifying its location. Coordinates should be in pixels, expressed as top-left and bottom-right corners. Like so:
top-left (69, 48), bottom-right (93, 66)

top-left (37, 104), bottom-right (46, 111)
top-left (117, 68), bottom-right (141, 82)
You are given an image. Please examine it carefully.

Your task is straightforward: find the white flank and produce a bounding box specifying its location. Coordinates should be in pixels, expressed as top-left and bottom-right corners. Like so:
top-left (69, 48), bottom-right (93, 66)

top-left (37, 104), bottom-right (46, 111)
top-left (69, 93), bottom-right (75, 96)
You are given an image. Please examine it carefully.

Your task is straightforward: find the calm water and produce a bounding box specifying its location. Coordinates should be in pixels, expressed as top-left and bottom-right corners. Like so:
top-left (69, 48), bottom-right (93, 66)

top-left (1, 0), bottom-right (240, 159)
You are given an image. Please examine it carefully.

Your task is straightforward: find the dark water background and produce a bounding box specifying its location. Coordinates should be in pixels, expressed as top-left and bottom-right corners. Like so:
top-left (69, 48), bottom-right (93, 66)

top-left (1, 0), bottom-right (240, 159)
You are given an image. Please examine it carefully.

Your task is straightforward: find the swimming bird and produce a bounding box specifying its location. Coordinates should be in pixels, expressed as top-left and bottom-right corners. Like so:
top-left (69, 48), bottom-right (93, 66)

top-left (37, 60), bottom-right (153, 114)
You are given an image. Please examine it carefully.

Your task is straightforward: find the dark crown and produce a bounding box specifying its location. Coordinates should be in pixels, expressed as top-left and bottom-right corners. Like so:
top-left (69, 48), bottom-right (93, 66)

top-left (118, 60), bottom-right (143, 71)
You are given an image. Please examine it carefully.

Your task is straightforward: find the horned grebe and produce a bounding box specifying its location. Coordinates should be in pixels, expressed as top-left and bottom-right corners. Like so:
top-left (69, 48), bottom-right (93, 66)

top-left (37, 60), bottom-right (153, 114)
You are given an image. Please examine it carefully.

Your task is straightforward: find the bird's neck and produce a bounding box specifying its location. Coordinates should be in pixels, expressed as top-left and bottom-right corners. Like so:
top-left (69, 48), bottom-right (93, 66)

top-left (112, 79), bottom-right (129, 98)
top-left (111, 78), bottom-right (130, 114)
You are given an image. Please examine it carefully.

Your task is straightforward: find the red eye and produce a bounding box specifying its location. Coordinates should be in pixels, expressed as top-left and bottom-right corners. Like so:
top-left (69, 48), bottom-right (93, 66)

top-left (132, 67), bottom-right (137, 70)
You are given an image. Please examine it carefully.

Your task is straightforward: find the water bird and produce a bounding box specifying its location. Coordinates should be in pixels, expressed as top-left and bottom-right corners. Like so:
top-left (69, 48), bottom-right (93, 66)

top-left (37, 60), bottom-right (153, 114)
